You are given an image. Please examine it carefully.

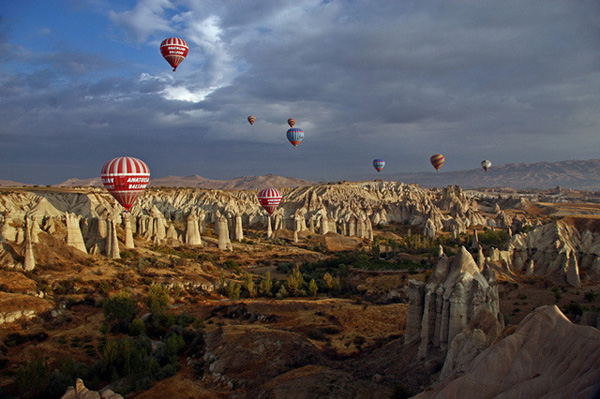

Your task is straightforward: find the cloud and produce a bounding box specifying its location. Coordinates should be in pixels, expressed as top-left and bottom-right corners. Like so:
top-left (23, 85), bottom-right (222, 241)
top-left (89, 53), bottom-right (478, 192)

top-left (1, 0), bottom-right (600, 184)
top-left (109, 0), bottom-right (176, 42)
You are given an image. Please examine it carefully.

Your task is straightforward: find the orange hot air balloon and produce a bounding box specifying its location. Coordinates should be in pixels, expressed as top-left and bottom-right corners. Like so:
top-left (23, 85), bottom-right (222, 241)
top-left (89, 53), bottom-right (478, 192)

top-left (101, 156), bottom-right (150, 211)
top-left (430, 154), bottom-right (445, 172)
top-left (287, 118), bottom-right (296, 128)
top-left (160, 37), bottom-right (189, 71)
top-left (248, 116), bottom-right (256, 125)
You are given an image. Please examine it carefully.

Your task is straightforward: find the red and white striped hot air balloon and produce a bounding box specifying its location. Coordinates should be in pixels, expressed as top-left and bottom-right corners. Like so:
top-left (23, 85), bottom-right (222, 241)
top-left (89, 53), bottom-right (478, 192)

top-left (160, 37), bottom-right (189, 71)
top-left (101, 156), bottom-right (150, 211)
top-left (257, 188), bottom-right (282, 215)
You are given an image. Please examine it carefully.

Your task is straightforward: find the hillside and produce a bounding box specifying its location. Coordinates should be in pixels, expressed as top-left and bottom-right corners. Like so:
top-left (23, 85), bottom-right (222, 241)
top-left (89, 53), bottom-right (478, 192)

top-left (379, 159), bottom-right (600, 190)
top-left (55, 174), bottom-right (315, 190)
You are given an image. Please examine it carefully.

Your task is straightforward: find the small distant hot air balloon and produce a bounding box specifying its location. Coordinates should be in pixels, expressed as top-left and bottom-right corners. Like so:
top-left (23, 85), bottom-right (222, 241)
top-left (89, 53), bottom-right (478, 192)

top-left (248, 116), bottom-right (256, 125)
top-left (481, 160), bottom-right (492, 172)
top-left (287, 118), bottom-right (296, 128)
top-left (286, 128), bottom-right (304, 149)
top-left (430, 154), bottom-right (445, 172)
top-left (101, 156), bottom-right (150, 211)
top-left (160, 37), bottom-right (189, 71)
top-left (373, 159), bottom-right (386, 172)
top-left (257, 188), bottom-right (282, 215)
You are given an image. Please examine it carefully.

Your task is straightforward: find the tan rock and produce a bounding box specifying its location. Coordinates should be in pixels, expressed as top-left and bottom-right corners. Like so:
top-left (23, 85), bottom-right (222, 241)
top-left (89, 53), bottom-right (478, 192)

top-left (414, 306), bottom-right (600, 399)
top-left (65, 212), bottom-right (87, 253)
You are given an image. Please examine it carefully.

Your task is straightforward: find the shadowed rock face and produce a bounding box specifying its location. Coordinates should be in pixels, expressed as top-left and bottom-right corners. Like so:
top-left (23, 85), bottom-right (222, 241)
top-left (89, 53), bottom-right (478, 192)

top-left (204, 325), bottom-right (322, 391)
top-left (405, 247), bottom-right (500, 359)
top-left (413, 306), bottom-right (600, 399)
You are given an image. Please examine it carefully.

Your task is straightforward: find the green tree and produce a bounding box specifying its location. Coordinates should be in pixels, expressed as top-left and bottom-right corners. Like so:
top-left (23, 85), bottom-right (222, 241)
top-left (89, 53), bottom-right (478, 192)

top-left (285, 266), bottom-right (303, 295)
top-left (226, 282), bottom-right (241, 300)
top-left (243, 272), bottom-right (257, 298)
top-left (323, 272), bottom-right (334, 290)
top-left (103, 291), bottom-right (138, 323)
top-left (308, 279), bottom-right (318, 297)
top-left (276, 285), bottom-right (289, 299)
top-left (129, 317), bottom-right (145, 336)
top-left (260, 271), bottom-right (273, 296)
top-left (147, 284), bottom-right (170, 315)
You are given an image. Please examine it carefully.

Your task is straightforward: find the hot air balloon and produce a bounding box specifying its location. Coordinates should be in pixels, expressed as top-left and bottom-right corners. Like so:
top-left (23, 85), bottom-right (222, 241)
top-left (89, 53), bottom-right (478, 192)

top-left (160, 37), bottom-right (189, 71)
top-left (257, 188), bottom-right (282, 215)
top-left (287, 118), bottom-right (296, 128)
top-left (373, 159), bottom-right (385, 172)
top-left (430, 154), bottom-right (445, 172)
top-left (286, 128), bottom-right (304, 149)
top-left (101, 156), bottom-right (150, 211)
top-left (481, 160), bottom-right (492, 172)
top-left (248, 116), bottom-right (256, 125)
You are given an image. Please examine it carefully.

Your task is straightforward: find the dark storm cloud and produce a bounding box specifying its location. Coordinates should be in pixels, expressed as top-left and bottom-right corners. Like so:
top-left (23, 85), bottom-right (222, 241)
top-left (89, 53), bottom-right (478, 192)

top-left (1, 0), bottom-right (600, 184)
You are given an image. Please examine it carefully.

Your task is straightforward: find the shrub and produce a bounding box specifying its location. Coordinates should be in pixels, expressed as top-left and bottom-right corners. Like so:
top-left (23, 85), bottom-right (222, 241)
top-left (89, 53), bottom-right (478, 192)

top-left (147, 284), bottom-right (170, 315)
top-left (584, 291), bottom-right (597, 302)
top-left (129, 317), bottom-right (145, 336)
top-left (103, 291), bottom-right (137, 323)
top-left (16, 356), bottom-right (51, 398)
top-left (276, 285), bottom-right (289, 299)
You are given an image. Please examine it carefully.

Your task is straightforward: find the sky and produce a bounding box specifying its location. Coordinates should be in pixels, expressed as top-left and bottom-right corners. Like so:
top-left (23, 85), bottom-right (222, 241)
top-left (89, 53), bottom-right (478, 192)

top-left (1, 0), bottom-right (599, 185)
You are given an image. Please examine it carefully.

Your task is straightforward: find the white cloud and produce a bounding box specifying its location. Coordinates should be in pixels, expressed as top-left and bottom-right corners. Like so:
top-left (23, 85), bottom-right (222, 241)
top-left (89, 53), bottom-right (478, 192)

top-left (109, 0), bottom-right (175, 42)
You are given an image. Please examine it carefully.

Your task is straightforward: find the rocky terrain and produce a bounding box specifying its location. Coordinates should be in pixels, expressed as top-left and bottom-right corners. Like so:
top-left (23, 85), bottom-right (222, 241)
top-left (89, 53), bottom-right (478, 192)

top-left (56, 174), bottom-right (315, 190)
top-left (0, 182), bottom-right (599, 398)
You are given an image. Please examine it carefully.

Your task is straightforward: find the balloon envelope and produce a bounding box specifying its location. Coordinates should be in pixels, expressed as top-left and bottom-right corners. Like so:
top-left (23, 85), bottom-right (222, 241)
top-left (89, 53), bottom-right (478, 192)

top-left (248, 116), bottom-right (256, 125)
top-left (373, 159), bottom-right (385, 172)
top-left (160, 37), bottom-right (189, 71)
top-left (257, 188), bottom-right (282, 215)
top-left (481, 160), bottom-right (492, 172)
top-left (101, 157), bottom-right (150, 211)
top-left (286, 128), bottom-right (304, 148)
top-left (430, 154), bottom-right (445, 171)
top-left (287, 118), bottom-right (296, 128)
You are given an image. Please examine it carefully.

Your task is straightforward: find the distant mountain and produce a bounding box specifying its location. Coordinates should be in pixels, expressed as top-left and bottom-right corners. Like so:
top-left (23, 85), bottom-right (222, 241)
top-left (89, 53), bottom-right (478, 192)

top-left (0, 180), bottom-right (34, 187)
top-left (377, 159), bottom-right (600, 190)
top-left (56, 174), bottom-right (315, 190)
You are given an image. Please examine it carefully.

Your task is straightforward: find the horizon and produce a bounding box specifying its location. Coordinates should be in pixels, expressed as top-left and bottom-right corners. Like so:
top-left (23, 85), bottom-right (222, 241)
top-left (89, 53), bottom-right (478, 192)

top-left (2, 157), bottom-right (599, 190)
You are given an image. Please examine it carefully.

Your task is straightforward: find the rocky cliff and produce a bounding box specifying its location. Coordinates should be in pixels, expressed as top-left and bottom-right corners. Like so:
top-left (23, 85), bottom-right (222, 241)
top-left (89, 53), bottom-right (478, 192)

top-left (413, 306), bottom-right (600, 399)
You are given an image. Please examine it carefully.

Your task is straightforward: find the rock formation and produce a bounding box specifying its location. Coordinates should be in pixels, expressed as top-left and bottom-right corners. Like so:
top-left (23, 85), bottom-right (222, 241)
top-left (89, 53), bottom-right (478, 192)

top-left (267, 215), bottom-right (273, 239)
top-left (508, 220), bottom-right (600, 285)
top-left (405, 247), bottom-right (500, 358)
top-left (65, 212), bottom-right (87, 253)
top-left (413, 306), bottom-right (600, 399)
top-left (234, 213), bottom-right (244, 241)
top-left (185, 212), bottom-right (202, 246)
top-left (106, 216), bottom-right (120, 259)
top-left (61, 378), bottom-right (123, 399)
top-left (123, 213), bottom-right (134, 249)
top-left (23, 220), bottom-right (35, 271)
top-left (218, 215), bottom-right (232, 251)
